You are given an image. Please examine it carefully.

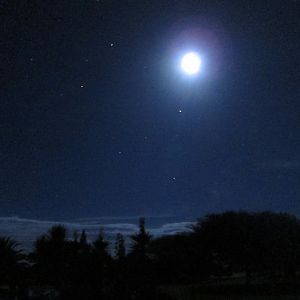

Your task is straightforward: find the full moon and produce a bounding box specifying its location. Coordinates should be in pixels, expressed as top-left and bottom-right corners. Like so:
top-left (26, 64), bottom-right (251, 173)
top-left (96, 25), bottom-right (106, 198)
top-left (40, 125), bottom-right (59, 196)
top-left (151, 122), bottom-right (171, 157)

top-left (181, 52), bottom-right (202, 75)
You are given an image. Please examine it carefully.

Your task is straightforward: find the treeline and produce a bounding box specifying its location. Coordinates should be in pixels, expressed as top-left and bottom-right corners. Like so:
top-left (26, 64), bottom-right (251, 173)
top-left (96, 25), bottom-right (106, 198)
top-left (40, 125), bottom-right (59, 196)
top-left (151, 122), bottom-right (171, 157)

top-left (1, 211), bottom-right (300, 299)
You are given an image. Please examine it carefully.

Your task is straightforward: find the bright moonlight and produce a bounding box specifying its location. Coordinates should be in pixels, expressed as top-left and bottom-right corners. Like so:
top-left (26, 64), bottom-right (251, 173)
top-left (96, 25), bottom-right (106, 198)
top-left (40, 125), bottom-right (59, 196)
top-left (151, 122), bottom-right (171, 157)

top-left (181, 52), bottom-right (202, 75)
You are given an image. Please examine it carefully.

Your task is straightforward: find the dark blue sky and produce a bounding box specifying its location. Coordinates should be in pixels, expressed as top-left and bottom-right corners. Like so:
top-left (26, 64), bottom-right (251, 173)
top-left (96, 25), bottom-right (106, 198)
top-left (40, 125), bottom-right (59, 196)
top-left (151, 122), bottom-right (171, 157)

top-left (1, 0), bottom-right (299, 220)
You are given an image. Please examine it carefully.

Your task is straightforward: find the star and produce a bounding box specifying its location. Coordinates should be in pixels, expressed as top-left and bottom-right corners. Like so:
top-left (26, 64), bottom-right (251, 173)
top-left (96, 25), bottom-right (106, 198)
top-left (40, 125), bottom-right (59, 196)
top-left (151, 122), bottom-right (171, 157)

top-left (110, 43), bottom-right (114, 47)
top-left (178, 110), bottom-right (182, 113)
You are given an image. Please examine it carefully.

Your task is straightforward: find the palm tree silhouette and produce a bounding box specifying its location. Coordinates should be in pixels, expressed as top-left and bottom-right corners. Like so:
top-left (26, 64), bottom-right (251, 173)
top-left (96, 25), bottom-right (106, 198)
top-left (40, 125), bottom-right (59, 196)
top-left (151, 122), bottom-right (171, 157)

top-left (0, 237), bottom-right (25, 297)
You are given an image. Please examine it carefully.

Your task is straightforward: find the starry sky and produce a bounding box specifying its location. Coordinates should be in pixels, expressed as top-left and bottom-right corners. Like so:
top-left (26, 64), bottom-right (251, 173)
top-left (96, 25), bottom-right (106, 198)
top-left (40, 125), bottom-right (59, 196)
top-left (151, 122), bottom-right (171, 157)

top-left (1, 0), bottom-right (299, 220)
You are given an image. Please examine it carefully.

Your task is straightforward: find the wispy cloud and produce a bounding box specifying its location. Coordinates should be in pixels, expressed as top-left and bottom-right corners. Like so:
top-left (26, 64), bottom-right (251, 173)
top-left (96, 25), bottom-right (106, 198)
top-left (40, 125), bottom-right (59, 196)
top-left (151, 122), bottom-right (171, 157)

top-left (152, 222), bottom-right (193, 235)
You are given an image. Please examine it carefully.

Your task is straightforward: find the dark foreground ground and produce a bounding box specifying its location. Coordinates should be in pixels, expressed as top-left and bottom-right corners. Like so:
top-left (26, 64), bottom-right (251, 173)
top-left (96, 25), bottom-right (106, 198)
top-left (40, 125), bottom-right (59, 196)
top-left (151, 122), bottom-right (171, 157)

top-left (161, 281), bottom-right (300, 300)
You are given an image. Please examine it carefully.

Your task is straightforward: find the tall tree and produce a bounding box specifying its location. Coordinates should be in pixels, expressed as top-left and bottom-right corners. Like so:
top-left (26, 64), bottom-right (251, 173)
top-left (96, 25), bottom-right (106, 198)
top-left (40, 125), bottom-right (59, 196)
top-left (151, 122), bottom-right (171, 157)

top-left (92, 230), bottom-right (109, 258)
top-left (32, 225), bottom-right (69, 289)
top-left (128, 218), bottom-right (155, 299)
top-left (89, 231), bottom-right (112, 299)
top-left (130, 217), bottom-right (152, 260)
top-left (114, 233), bottom-right (126, 261)
top-left (79, 230), bottom-right (87, 246)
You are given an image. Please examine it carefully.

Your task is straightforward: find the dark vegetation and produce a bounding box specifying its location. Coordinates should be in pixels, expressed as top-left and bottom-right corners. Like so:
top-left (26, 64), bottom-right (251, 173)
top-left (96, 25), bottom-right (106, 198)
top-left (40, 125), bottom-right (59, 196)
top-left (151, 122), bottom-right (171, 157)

top-left (1, 211), bottom-right (300, 299)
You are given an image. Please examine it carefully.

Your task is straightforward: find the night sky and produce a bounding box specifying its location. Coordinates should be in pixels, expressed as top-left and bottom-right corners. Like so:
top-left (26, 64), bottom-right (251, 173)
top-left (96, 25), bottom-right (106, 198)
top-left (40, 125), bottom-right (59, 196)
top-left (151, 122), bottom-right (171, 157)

top-left (1, 1), bottom-right (299, 221)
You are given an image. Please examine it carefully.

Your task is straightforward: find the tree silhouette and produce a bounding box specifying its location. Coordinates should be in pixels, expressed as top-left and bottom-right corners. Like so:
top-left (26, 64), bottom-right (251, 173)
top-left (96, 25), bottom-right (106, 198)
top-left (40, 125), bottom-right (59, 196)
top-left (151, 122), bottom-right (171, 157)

top-left (0, 237), bottom-right (25, 296)
top-left (127, 218), bottom-right (156, 299)
top-left (130, 217), bottom-right (152, 260)
top-left (89, 231), bottom-right (112, 299)
top-left (150, 233), bottom-right (204, 284)
top-left (49, 225), bottom-right (67, 243)
top-left (72, 230), bottom-right (79, 242)
top-left (192, 211), bottom-right (300, 283)
top-left (114, 233), bottom-right (126, 260)
top-left (92, 230), bottom-right (109, 258)
top-left (79, 229), bottom-right (87, 246)
top-left (110, 233), bottom-right (131, 300)
top-left (3, 211), bottom-right (300, 299)
top-left (32, 225), bottom-right (69, 292)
